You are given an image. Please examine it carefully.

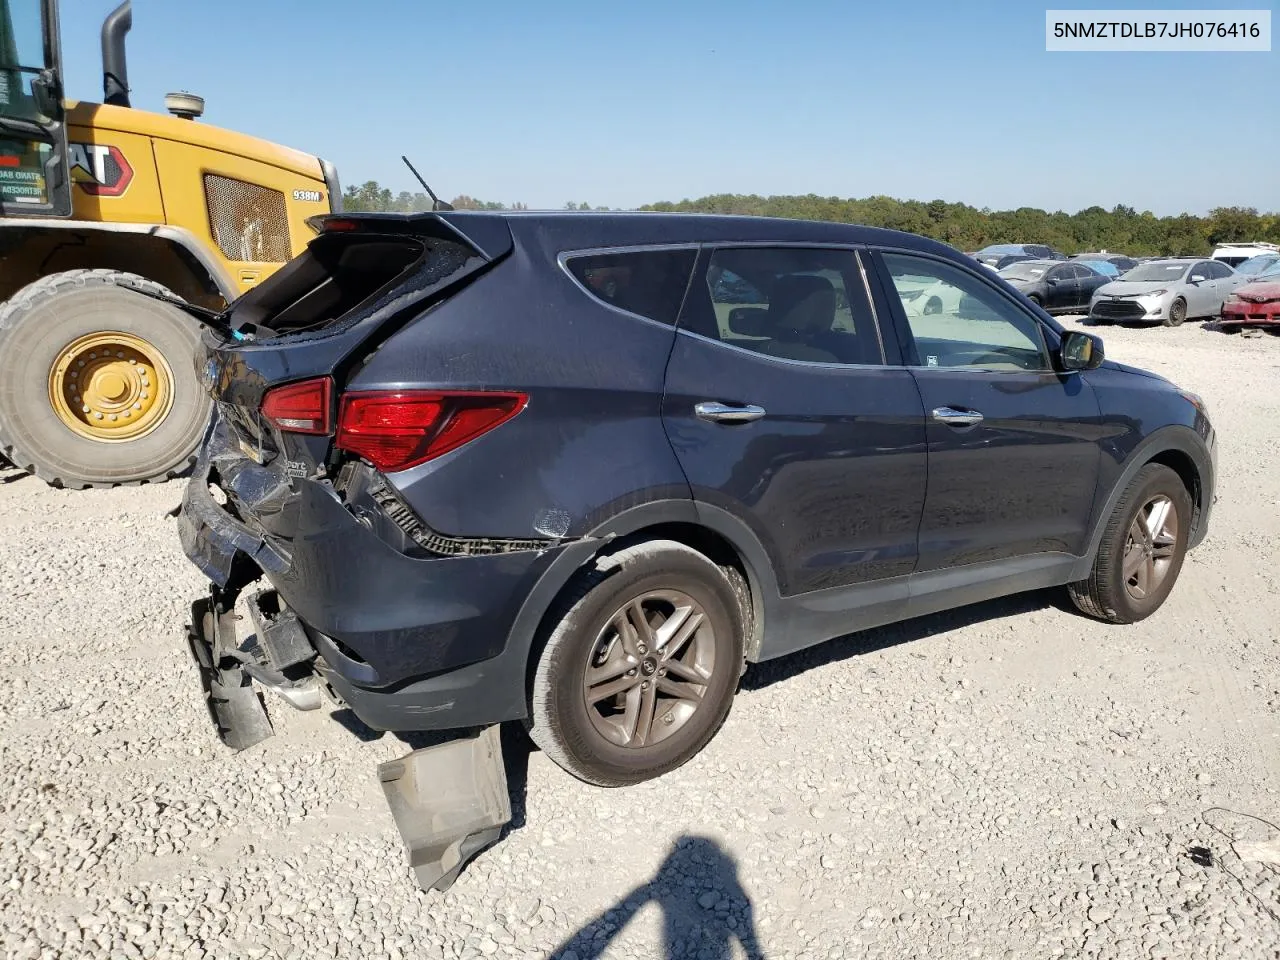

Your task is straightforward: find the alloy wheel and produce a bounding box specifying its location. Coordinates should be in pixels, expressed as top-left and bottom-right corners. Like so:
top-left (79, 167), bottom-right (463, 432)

top-left (1122, 494), bottom-right (1179, 600)
top-left (582, 589), bottom-right (717, 748)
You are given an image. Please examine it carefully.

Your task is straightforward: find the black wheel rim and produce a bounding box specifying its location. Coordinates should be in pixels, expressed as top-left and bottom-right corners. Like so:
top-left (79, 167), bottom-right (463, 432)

top-left (582, 589), bottom-right (716, 748)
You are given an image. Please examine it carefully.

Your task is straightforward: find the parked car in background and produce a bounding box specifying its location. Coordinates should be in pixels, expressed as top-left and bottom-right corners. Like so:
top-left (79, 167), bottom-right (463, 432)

top-left (1231, 253), bottom-right (1280, 279)
top-left (998, 259), bottom-right (1111, 313)
top-left (1090, 258), bottom-right (1246, 326)
top-left (974, 243), bottom-right (1067, 268)
top-left (1212, 242), bottom-right (1280, 268)
top-left (178, 210), bottom-right (1215, 787)
top-left (978, 253), bottom-right (1037, 272)
top-left (1220, 261), bottom-right (1280, 331)
top-left (1072, 252), bottom-right (1140, 273)
top-left (1076, 260), bottom-right (1121, 278)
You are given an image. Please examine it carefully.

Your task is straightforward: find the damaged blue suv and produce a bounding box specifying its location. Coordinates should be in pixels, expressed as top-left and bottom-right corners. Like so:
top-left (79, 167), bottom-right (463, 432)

top-left (180, 211), bottom-right (1216, 788)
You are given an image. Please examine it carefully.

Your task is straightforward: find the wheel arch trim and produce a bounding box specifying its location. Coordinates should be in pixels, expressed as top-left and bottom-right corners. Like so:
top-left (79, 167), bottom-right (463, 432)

top-left (0, 219), bottom-right (239, 302)
top-left (505, 500), bottom-right (781, 688)
top-left (1072, 424), bottom-right (1213, 580)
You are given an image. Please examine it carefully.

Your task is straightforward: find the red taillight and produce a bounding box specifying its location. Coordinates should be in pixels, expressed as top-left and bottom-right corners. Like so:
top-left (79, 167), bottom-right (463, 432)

top-left (261, 377), bottom-right (333, 435)
top-left (336, 391), bottom-right (527, 472)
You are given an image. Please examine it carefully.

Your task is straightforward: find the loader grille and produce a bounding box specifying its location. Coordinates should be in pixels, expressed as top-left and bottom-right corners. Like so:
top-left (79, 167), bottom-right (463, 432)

top-left (204, 174), bottom-right (291, 263)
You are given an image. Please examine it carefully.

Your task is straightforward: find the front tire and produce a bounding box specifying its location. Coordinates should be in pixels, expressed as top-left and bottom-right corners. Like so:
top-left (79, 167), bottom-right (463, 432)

top-left (527, 540), bottom-right (746, 787)
top-left (1164, 298), bottom-right (1187, 327)
top-left (1068, 464), bottom-right (1192, 624)
top-left (0, 270), bottom-right (210, 488)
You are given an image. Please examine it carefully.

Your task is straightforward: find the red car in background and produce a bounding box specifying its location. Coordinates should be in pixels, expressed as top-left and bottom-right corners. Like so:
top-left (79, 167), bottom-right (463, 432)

top-left (1221, 269), bottom-right (1280, 331)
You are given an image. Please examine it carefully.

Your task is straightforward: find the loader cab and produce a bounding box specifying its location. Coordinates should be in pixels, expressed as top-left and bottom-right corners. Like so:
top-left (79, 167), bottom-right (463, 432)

top-left (0, 0), bottom-right (71, 216)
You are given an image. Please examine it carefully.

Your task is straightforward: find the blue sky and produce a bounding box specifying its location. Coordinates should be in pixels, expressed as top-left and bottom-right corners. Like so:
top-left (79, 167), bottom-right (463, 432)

top-left (59, 0), bottom-right (1278, 214)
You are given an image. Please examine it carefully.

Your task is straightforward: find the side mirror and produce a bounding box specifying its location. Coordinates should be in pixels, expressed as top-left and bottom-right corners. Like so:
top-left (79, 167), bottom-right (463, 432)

top-left (1061, 331), bottom-right (1104, 372)
top-left (30, 69), bottom-right (62, 121)
top-left (1046, 277), bottom-right (1059, 285)
top-left (1189, 275), bottom-right (1206, 284)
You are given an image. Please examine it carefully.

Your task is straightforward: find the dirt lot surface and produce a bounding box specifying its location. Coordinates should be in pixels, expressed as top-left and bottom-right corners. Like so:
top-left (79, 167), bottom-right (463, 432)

top-left (3, 319), bottom-right (1279, 960)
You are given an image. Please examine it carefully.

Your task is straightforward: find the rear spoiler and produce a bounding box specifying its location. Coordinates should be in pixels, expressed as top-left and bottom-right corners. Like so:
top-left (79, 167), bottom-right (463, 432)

top-left (304, 212), bottom-right (514, 263)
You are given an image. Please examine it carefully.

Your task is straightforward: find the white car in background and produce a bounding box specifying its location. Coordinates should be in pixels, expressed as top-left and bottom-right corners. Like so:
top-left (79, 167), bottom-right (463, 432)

top-left (1212, 242), bottom-right (1280, 268)
top-left (893, 273), bottom-right (965, 316)
top-left (1089, 258), bottom-right (1248, 326)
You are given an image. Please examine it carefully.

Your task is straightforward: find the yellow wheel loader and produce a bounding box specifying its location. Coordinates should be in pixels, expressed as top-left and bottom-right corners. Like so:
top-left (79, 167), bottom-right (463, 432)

top-left (0, 0), bottom-right (340, 487)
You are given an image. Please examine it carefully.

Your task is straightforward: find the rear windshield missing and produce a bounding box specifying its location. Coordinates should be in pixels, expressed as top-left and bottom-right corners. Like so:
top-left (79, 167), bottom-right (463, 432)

top-left (229, 231), bottom-right (488, 339)
top-left (565, 248), bottom-right (696, 326)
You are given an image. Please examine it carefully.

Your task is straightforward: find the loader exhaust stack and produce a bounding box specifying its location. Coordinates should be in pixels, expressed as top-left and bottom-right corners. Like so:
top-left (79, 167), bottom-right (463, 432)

top-left (101, 1), bottom-right (132, 108)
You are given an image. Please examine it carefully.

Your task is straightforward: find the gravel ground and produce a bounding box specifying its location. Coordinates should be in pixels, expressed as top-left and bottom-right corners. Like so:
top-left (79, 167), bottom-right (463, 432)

top-left (3, 318), bottom-right (1280, 960)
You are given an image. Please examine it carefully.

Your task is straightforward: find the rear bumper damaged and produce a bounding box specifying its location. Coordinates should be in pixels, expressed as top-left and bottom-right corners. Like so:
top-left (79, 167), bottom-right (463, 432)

top-left (186, 590), bottom-right (512, 891)
top-left (179, 447), bottom-right (535, 889)
top-left (177, 444), bottom-right (582, 724)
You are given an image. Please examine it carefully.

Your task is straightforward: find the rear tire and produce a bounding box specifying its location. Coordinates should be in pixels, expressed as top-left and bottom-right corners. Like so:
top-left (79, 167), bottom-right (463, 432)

top-left (1068, 464), bottom-right (1192, 624)
top-left (527, 540), bottom-right (746, 787)
top-left (0, 270), bottom-right (210, 488)
top-left (1164, 298), bottom-right (1187, 327)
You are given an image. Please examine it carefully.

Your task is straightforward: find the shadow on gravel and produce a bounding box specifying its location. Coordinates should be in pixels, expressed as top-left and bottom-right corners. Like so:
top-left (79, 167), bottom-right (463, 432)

top-left (741, 588), bottom-right (1059, 692)
top-left (1203, 320), bottom-right (1277, 337)
top-left (547, 835), bottom-right (764, 960)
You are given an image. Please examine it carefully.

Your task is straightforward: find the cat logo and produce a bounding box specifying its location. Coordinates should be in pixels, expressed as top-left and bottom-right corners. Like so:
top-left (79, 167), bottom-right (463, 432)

top-left (69, 142), bottom-right (134, 197)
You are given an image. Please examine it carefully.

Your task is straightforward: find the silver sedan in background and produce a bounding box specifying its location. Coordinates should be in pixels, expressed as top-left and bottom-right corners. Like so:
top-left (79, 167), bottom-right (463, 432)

top-left (1089, 258), bottom-right (1247, 326)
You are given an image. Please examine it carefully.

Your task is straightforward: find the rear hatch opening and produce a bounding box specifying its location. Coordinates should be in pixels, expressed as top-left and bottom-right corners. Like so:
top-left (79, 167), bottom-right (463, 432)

top-left (199, 213), bottom-right (515, 527)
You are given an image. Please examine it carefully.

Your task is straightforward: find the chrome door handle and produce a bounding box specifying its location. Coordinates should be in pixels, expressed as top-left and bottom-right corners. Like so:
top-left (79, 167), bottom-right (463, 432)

top-left (932, 406), bottom-right (984, 426)
top-left (695, 402), bottom-right (766, 424)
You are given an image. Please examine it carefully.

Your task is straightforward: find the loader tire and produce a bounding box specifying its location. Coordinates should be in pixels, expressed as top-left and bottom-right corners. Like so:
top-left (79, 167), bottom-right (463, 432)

top-left (0, 269), bottom-right (210, 489)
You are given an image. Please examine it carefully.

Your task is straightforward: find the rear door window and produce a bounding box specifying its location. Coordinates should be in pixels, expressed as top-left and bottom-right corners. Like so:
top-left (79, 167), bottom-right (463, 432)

top-left (565, 248), bottom-right (697, 326)
top-left (679, 247), bottom-right (886, 366)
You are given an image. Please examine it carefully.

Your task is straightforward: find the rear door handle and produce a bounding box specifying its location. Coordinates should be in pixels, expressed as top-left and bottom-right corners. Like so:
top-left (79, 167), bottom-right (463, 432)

top-left (932, 406), bottom-right (984, 426)
top-left (695, 402), bottom-right (766, 424)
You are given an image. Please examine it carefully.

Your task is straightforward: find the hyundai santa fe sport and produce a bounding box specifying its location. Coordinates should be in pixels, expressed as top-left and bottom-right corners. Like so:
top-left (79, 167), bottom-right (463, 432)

top-left (179, 211), bottom-right (1216, 788)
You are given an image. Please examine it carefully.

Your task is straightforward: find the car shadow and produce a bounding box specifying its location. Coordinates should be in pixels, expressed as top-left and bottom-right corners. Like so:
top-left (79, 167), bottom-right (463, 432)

top-left (547, 835), bottom-right (764, 960)
top-left (741, 587), bottom-right (1060, 693)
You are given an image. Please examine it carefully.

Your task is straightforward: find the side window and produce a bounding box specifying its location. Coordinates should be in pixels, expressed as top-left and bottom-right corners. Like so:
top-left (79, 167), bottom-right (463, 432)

top-left (683, 247), bottom-right (884, 366)
top-left (0, 0), bottom-right (62, 212)
top-left (0, 0), bottom-right (49, 122)
top-left (565, 248), bottom-right (697, 326)
top-left (881, 252), bottom-right (1050, 372)
top-left (1208, 261), bottom-right (1234, 279)
top-left (1189, 262), bottom-right (1210, 282)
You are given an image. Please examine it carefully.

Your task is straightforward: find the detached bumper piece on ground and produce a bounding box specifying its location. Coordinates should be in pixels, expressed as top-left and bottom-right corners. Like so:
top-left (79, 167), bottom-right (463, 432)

top-left (185, 591), bottom-right (512, 892)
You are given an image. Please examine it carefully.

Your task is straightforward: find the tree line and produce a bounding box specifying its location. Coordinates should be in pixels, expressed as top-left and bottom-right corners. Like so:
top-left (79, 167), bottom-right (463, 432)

top-left (341, 181), bottom-right (602, 214)
top-left (341, 181), bottom-right (1277, 256)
